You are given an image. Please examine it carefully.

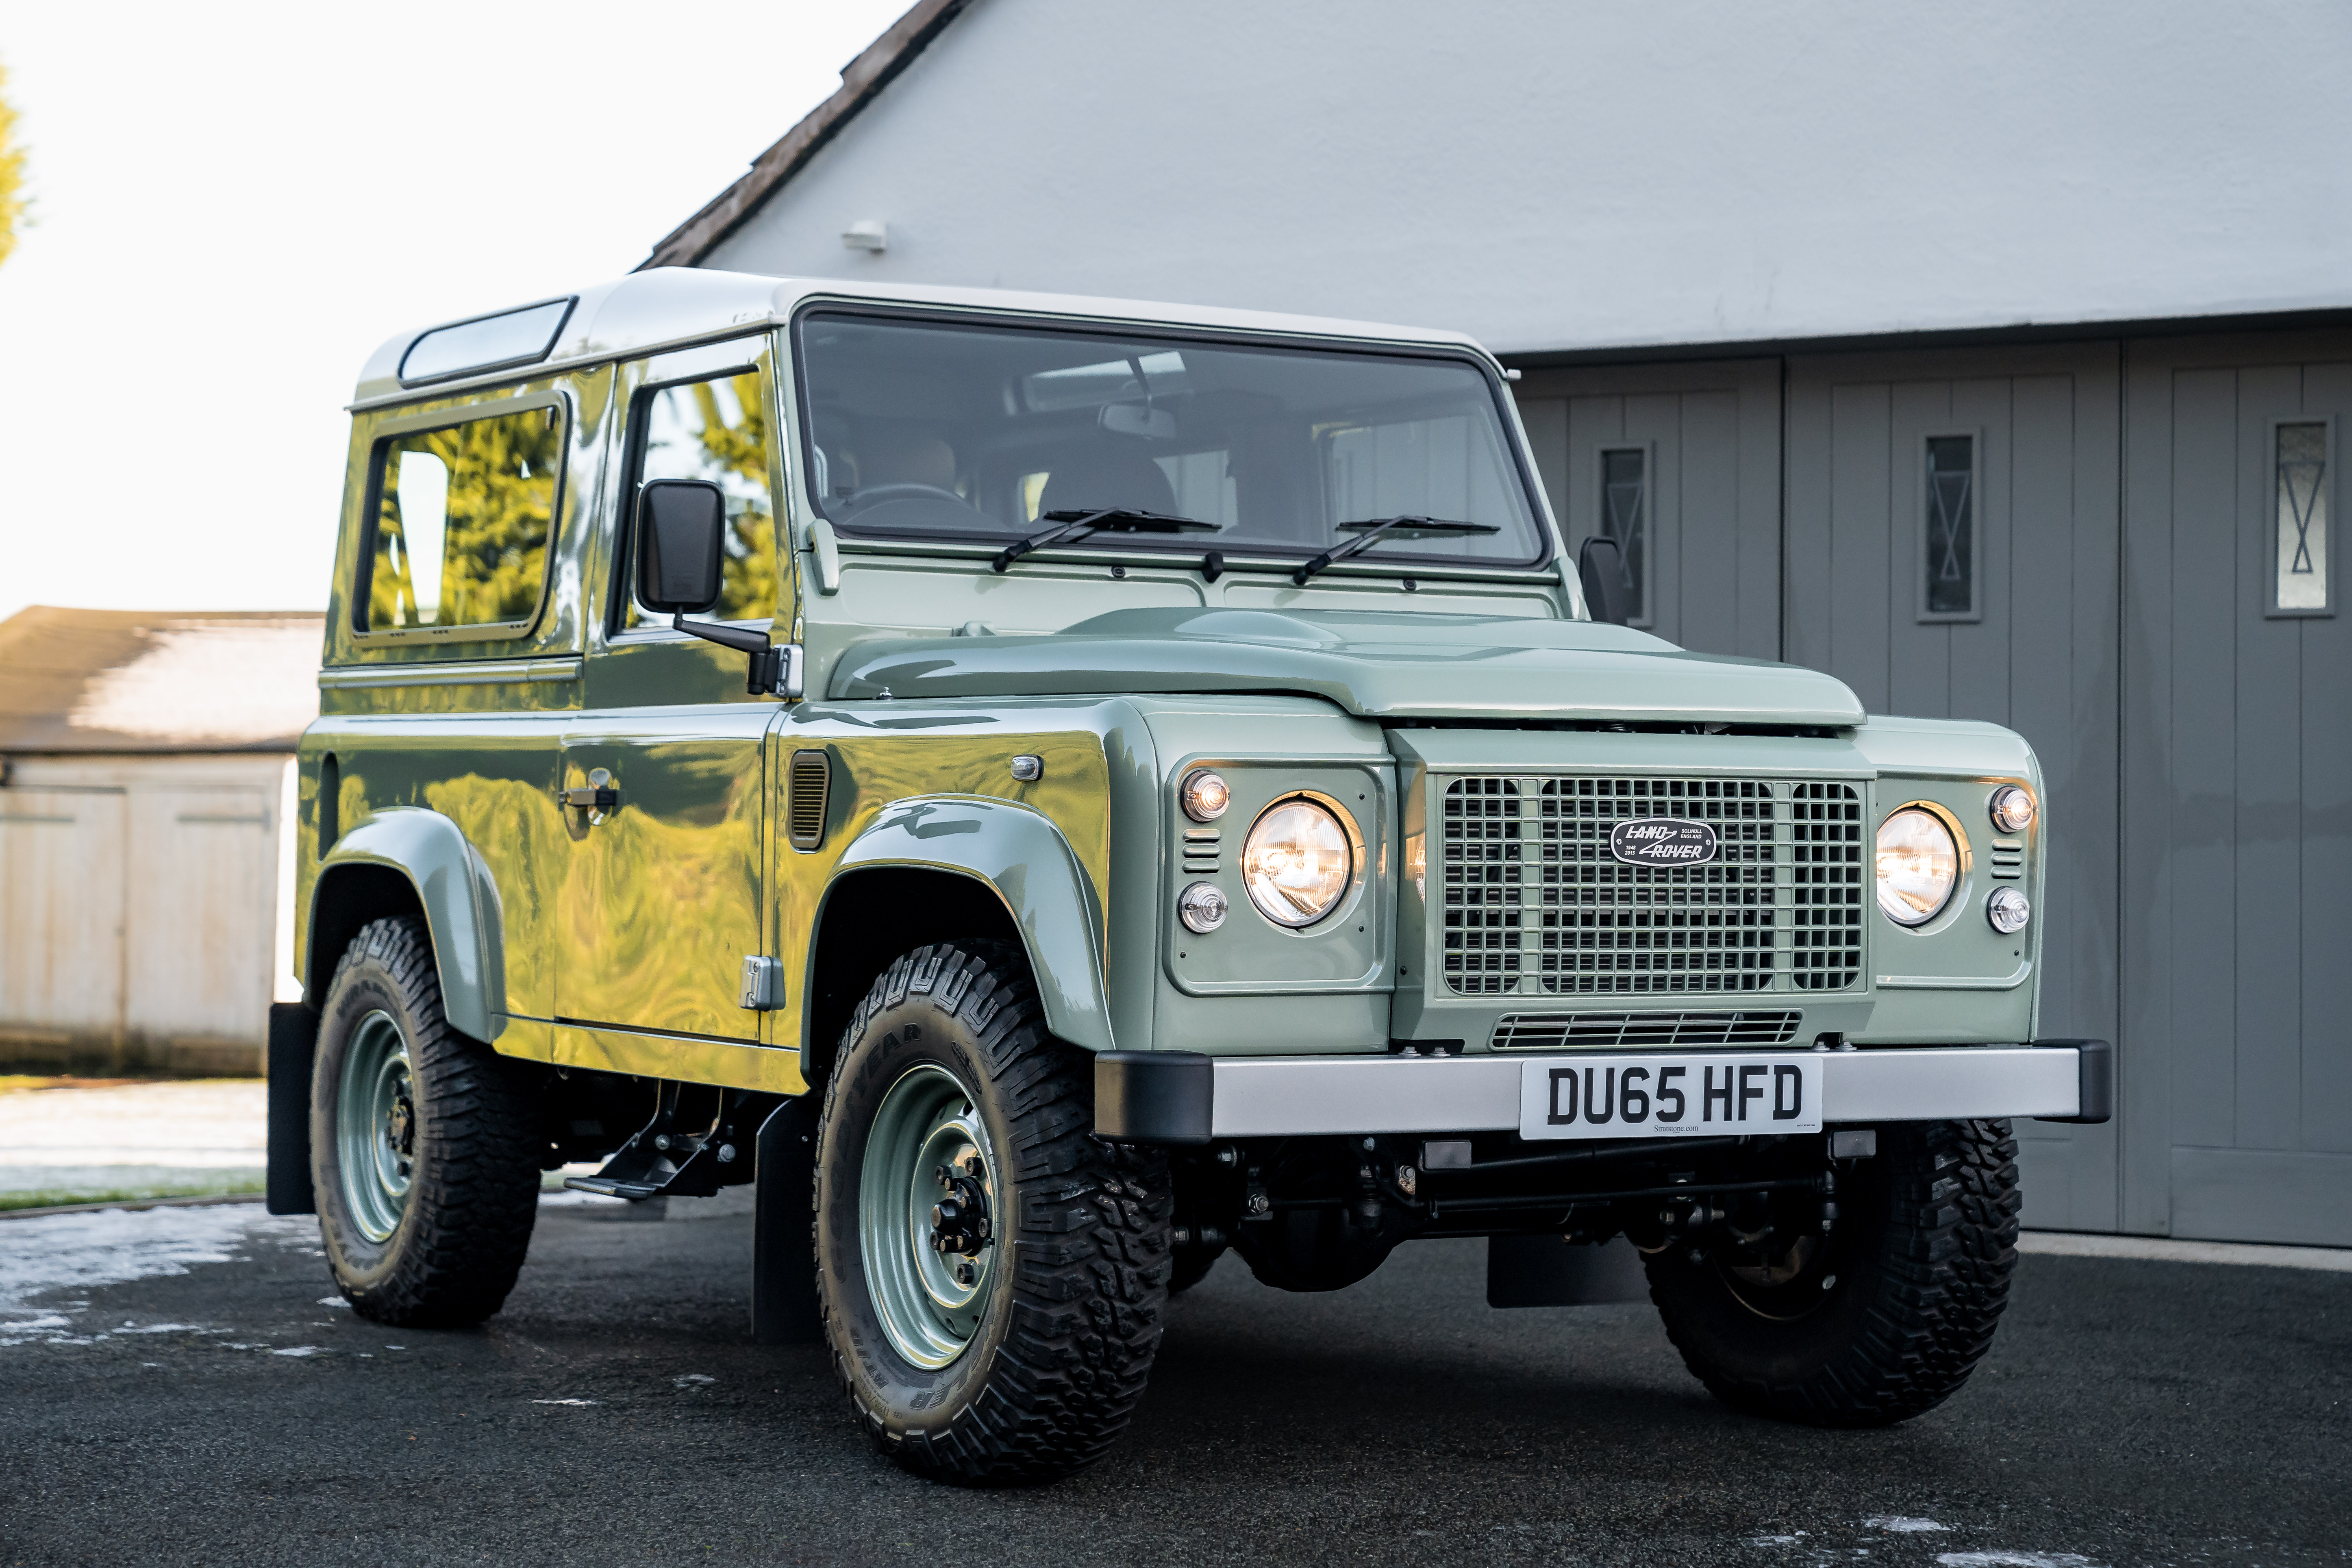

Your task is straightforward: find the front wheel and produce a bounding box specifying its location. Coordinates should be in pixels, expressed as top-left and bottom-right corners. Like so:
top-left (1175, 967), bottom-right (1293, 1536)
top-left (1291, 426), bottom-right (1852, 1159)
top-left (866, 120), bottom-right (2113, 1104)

top-left (1645, 1118), bottom-right (2021, 1427)
top-left (816, 941), bottom-right (1173, 1485)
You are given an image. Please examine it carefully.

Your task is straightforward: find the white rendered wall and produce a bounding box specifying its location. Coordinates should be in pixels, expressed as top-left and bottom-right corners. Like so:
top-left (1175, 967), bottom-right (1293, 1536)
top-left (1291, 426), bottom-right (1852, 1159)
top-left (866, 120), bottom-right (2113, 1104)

top-left (705, 0), bottom-right (2352, 353)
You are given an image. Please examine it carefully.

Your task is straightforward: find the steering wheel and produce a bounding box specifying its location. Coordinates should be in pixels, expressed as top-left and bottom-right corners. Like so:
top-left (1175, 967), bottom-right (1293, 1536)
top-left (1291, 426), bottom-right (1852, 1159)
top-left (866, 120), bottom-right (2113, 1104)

top-left (844, 483), bottom-right (974, 512)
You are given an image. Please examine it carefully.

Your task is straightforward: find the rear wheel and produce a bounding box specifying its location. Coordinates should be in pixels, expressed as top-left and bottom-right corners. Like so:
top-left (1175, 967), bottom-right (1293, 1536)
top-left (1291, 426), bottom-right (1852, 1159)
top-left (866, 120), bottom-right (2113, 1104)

top-left (816, 941), bottom-right (1173, 1485)
top-left (1644, 1118), bottom-right (2021, 1427)
top-left (309, 916), bottom-right (541, 1327)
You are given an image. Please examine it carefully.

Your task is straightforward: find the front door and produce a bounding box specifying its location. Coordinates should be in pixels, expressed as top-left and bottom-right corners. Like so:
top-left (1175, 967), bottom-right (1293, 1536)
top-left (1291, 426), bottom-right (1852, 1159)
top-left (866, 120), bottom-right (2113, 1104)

top-left (554, 335), bottom-right (789, 1070)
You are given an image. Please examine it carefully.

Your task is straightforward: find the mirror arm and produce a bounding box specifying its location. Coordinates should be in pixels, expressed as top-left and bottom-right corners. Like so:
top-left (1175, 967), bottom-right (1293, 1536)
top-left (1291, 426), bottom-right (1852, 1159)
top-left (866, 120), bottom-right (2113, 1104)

top-left (668, 614), bottom-right (804, 698)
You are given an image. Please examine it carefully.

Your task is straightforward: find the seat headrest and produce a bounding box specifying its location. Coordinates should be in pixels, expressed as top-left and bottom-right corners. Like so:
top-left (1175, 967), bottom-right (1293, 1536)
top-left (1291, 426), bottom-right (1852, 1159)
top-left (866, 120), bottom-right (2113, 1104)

top-left (1036, 443), bottom-right (1176, 518)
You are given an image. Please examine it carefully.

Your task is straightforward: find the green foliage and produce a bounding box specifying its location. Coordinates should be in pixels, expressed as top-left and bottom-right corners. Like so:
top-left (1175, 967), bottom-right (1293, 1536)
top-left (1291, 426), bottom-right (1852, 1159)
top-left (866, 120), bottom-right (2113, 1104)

top-left (370, 407), bottom-right (561, 630)
top-left (624, 371), bottom-right (778, 626)
top-left (0, 59), bottom-right (28, 269)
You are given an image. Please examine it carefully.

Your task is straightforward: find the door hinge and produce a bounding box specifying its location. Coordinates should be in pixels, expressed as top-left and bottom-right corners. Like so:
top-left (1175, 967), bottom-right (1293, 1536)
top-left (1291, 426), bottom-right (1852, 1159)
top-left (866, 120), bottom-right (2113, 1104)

top-left (739, 955), bottom-right (785, 1011)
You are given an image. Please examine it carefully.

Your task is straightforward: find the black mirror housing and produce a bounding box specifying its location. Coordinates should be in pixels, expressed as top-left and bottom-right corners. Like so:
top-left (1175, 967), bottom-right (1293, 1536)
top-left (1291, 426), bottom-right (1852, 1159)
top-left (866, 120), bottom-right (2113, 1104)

top-left (636, 480), bottom-right (728, 614)
top-left (1577, 535), bottom-right (1634, 626)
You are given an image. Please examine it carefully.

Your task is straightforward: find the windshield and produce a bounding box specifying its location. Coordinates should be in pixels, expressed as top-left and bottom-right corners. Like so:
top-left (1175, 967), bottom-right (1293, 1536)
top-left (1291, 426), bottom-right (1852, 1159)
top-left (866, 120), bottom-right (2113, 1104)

top-left (795, 311), bottom-right (1548, 570)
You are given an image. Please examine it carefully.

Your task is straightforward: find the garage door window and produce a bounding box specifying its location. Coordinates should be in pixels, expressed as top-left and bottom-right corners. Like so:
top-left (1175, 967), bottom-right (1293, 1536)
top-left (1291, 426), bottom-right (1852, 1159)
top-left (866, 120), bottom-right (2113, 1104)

top-left (1923, 434), bottom-right (1977, 620)
top-left (1599, 446), bottom-right (1650, 624)
top-left (364, 403), bottom-right (564, 635)
top-left (2273, 421), bottom-right (2331, 615)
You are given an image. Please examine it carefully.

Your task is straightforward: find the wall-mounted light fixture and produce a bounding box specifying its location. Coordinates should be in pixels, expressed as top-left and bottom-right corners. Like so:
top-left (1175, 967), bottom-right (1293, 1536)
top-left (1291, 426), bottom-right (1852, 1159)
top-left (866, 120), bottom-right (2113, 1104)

top-left (841, 219), bottom-right (887, 253)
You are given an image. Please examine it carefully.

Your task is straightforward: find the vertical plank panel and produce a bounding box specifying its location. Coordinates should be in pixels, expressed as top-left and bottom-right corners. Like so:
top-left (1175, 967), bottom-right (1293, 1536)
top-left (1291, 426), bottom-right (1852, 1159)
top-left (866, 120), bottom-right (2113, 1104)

top-left (1677, 389), bottom-right (1743, 656)
top-left (2119, 345), bottom-right (2178, 1233)
top-left (1887, 379), bottom-right (1954, 718)
top-left (1564, 394), bottom-right (1625, 562)
top-left (123, 787), bottom-right (276, 1045)
top-left (1783, 368), bottom-right (1835, 673)
top-left (1735, 364), bottom-right (1784, 663)
top-left (0, 791), bottom-right (128, 1038)
top-left (2230, 366), bottom-right (2305, 1150)
top-left (1948, 377), bottom-right (2016, 725)
top-left (1624, 393), bottom-right (1682, 642)
top-left (2165, 367), bottom-right (2241, 1153)
top-left (2298, 361), bottom-right (2352, 1154)
top-left (1826, 381), bottom-right (1893, 712)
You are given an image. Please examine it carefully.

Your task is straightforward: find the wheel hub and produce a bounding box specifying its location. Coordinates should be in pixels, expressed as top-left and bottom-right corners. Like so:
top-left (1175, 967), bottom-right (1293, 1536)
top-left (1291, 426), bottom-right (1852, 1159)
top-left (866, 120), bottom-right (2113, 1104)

top-left (860, 1064), bottom-right (1000, 1369)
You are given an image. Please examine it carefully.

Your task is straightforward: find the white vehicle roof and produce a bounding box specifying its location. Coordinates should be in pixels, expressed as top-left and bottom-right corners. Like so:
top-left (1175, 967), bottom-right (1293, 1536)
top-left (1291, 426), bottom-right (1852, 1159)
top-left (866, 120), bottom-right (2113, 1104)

top-left (352, 267), bottom-right (1499, 410)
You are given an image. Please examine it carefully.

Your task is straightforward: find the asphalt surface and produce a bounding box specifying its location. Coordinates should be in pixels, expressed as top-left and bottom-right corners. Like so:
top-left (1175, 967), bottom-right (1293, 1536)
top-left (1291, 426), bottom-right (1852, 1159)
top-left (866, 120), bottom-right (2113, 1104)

top-left (1, 1196), bottom-right (2346, 1568)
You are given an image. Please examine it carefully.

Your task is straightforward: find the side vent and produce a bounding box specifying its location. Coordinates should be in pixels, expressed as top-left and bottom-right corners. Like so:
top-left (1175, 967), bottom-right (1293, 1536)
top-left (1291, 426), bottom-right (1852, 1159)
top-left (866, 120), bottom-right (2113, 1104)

top-left (788, 750), bottom-right (831, 851)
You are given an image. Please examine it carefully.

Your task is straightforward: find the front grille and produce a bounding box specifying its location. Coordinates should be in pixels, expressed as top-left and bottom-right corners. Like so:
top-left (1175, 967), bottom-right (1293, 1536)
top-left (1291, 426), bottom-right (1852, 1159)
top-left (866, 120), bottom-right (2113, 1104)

top-left (1439, 775), bottom-right (1863, 997)
top-left (1490, 1011), bottom-right (1803, 1049)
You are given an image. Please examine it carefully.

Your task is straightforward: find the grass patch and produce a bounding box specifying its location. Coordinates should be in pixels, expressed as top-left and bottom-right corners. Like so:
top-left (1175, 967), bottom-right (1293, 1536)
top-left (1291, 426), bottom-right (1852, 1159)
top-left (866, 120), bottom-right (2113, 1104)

top-left (0, 1179), bottom-right (266, 1212)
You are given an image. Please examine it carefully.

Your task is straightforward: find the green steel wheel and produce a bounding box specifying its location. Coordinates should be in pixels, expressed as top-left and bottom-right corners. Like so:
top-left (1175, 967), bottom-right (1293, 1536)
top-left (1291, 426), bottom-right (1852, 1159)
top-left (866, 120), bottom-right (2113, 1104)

top-left (817, 940), bottom-right (1174, 1485)
top-left (334, 1009), bottom-right (417, 1243)
top-left (309, 916), bottom-right (542, 1328)
top-left (859, 1063), bottom-right (1000, 1369)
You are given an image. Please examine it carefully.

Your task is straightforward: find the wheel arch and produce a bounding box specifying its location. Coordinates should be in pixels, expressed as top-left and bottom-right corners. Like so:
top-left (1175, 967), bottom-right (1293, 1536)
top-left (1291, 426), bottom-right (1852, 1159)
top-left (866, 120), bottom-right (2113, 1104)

top-left (806, 795), bottom-right (1112, 1084)
top-left (305, 807), bottom-right (508, 1043)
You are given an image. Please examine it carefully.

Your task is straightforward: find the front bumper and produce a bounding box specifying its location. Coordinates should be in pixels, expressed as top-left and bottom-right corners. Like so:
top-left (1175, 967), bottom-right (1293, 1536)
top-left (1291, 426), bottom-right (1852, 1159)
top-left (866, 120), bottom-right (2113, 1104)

top-left (1095, 1040), bottom-right (2110, 1142)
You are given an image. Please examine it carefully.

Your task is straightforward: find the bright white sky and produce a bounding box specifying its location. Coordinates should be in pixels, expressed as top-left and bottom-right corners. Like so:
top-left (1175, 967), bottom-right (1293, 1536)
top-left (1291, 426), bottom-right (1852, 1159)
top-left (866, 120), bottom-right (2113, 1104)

top-left (0, 0), bottom-right (911, 625)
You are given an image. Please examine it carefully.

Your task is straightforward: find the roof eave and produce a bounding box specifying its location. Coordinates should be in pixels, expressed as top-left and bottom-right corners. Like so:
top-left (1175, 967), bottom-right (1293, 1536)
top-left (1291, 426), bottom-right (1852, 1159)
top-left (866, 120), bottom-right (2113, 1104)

top-left (639, 0), bottom-right (976, 271)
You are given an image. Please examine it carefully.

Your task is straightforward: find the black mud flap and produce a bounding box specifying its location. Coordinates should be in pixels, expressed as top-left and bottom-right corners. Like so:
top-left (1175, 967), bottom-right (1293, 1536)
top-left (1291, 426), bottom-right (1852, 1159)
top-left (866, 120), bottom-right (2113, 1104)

top-left (752, 1095), bottom-right (823, 1344)
top-left (266, 1002), bottom-right (320, 1216)
top-left (1487, 1234), bottom-right (1651, 1307)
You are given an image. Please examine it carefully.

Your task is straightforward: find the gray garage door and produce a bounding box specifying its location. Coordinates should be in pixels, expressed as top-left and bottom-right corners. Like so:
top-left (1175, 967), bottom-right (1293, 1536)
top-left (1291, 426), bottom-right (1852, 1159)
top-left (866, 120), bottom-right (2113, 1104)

top-left (2121, 331), bottom-right (2352, 1247)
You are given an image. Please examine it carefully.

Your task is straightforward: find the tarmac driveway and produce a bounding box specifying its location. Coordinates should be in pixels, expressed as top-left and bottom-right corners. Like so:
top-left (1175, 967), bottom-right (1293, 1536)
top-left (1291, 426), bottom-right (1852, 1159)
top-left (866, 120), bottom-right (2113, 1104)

top-left (0, 1195), bottom-right (2345, 1568)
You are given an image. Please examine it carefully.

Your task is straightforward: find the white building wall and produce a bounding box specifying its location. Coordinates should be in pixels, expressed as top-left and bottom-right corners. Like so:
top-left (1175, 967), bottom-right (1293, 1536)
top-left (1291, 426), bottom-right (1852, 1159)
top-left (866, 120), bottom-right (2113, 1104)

top-left (707, 0), bottom-right (2352, 353)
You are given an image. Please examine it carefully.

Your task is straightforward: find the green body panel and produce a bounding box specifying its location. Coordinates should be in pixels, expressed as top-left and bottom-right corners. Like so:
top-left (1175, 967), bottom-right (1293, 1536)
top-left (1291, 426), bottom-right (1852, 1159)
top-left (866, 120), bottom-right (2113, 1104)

top-left (298, 301), bottom-right (2054, 1103)
top-left (308, 807), bottom-right (507, 1043)
top-left (828, 607), bottom-right (1866, 726)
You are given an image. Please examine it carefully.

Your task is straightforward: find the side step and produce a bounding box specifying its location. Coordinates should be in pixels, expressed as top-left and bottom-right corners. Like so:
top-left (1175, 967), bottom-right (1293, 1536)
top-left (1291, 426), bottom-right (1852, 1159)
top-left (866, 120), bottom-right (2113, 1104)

top-left (563, 1082), bottom-right (783, 1202)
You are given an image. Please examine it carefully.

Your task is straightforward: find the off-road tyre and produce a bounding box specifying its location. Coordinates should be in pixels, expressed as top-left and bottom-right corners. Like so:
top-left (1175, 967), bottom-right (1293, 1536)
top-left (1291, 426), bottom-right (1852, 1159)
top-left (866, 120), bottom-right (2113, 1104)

top-left (309, 916), bottom-right (542, 1327)
top-left (1645, 1118), bottom-right (2020, 1427)
top-left (816, 941), bottom-right (1173, 1485)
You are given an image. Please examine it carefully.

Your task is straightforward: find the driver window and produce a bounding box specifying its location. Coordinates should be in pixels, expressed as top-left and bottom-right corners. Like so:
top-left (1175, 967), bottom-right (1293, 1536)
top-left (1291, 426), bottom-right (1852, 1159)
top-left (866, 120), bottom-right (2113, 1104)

top-left (622, 370), bottom-right (777, 628)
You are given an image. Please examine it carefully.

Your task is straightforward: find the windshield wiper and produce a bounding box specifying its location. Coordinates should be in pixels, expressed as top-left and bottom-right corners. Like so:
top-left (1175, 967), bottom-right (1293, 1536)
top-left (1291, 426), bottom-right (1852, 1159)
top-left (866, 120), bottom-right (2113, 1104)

top-left (1291, 515), bottom-right (1503, 585)
top-left (991, 508), bottom-right (1219, 574)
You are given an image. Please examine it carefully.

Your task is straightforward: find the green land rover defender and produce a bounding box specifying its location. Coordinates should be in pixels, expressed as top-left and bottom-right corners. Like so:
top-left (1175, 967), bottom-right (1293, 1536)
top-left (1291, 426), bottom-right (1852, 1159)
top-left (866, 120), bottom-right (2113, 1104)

top-left (267, 268), bottom-right (2109, 1485)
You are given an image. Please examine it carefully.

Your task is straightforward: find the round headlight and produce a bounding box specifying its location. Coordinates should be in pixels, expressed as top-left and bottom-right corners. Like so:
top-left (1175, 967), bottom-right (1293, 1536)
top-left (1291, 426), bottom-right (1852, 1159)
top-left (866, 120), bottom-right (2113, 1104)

top-left (1180, 770), bottom-right (1230, 823)
top-left (1241, 798), bottom-right (1353, 927)
top-left (1178, 881), bottom-right (1228, 934)
top-left (1987, 886), bottom-right (2031, 935)
top-left (1989, 785), bottom-right (2035, 835)
top-left (1876, 807), bottom-right (1961, 927)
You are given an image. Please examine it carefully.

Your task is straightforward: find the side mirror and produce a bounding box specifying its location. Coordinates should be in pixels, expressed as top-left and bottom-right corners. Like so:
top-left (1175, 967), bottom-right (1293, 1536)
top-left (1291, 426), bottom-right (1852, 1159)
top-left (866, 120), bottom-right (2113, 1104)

top-left (635, 479), bottom-right (727, 614)
top-left (1577, 535), bottom-right (1633, 626)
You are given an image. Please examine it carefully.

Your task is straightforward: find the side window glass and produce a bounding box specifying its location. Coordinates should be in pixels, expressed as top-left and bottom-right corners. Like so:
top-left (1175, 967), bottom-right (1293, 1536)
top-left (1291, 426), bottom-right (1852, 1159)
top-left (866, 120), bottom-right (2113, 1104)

top-left (625, 372), bottom-right (776, 628)
top-left (367, 405), bottom-right (562, 632)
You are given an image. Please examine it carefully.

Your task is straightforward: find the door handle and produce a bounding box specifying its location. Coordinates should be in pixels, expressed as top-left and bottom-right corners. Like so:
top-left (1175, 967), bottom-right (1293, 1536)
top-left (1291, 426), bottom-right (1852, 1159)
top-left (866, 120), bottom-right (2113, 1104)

top-left (561, 786), bottom-right (619, 811)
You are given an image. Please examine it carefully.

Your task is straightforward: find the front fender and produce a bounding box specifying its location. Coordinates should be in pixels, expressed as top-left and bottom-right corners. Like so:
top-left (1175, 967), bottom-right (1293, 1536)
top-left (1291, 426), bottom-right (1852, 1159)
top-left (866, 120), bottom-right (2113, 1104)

top-left (831, 795), bottom-right (1112, 1050)
top-left (311, 807), bottom-right (508, 1042)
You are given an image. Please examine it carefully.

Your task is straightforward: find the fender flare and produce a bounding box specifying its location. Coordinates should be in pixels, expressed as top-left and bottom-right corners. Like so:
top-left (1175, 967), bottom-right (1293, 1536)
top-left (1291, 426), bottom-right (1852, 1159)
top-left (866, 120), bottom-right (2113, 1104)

top-left (309, 807), bottom-right (508, 1042)
top-left (827, 794), bottom-right (1112, 1050)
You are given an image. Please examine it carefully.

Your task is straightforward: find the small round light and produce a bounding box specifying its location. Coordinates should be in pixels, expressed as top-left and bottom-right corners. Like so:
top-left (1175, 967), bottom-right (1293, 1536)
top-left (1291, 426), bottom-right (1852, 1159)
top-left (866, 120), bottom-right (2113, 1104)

top-left (1876, 807), bottom-right (1961, 927)
top-left (1989, 785), bottom-right (2035, 835)
top-left (1987, 886), bottom-right (2031, 934)
top-left (1241, 798), bottom-right (1353, 928)
top-left (1180, 770), bottom-right (1230, 823)
top-left (1178, 881), bottom-right (1228, 934)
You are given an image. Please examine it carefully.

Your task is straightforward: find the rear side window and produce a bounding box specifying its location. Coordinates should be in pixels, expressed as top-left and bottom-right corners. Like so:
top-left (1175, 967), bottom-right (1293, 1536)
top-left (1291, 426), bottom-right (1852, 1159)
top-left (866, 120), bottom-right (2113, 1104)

top-left (364, 405), bottom-right (563, 634)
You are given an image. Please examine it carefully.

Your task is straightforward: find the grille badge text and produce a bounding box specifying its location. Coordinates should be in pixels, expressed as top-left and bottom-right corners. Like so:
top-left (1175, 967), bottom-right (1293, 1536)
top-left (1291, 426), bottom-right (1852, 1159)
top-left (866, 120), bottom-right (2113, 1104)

top-left (1609, 816), bottom-right (1719, 867)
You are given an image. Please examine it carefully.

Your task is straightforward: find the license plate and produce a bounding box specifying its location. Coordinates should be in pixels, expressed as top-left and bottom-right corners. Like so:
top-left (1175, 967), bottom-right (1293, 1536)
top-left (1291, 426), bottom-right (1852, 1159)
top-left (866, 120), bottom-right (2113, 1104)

top-left (1517, 1053), bottom-right (1824, 1140)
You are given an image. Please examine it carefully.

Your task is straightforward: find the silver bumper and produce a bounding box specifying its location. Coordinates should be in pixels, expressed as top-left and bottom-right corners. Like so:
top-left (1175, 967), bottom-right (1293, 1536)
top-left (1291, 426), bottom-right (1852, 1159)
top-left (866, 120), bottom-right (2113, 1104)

top-left (1206, 1046), bottom-right (2088, 1138)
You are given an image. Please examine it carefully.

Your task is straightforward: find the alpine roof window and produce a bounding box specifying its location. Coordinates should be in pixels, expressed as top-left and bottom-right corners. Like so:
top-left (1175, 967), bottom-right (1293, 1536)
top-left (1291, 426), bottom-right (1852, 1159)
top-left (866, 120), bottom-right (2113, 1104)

top-left (400, 298), bottom-right (576, 386)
